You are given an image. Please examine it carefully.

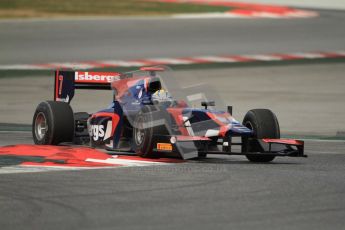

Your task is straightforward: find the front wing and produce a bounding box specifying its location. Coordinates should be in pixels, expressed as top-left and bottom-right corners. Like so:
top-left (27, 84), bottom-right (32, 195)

top-left (151, 135), bottom-right (306, 160)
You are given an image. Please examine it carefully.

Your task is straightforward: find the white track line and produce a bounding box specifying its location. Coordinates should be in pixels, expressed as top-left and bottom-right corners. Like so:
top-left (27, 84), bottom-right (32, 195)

top-left (0, 165), bottom-right (108, 174)
top-left (86, 157), bottom-right (169, 166)
top-left (145, 58), bottom-right (195, 65)
top-left (191, 56), bottom-right (238, 63)
top-left (241, 54), bottom-right (283, 61)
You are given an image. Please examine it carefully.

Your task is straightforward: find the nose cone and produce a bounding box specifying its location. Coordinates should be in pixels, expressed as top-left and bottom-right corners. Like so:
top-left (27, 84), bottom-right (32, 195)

top-left (229, 121), bottom-right (253, 136)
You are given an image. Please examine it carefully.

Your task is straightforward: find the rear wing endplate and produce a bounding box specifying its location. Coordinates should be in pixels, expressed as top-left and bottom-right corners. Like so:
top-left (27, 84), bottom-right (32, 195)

top-left (54, 70), bottom-right (120, 102)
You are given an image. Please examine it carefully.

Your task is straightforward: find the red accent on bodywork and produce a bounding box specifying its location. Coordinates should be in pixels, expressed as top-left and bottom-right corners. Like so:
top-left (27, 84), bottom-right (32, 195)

top-left (58, 75), bottom-right (63, 96)
top-left (262, 139), bottom-right (304, 146)
top-left (167, 110), bottom-right (233, 138)
top-left (166, 108), bottom-right (190, 136)
top-left (144, 78), bottom-right (149, 92)
top-left (176, 100), bottom-right (188, 108)
top-left (206, 112), bottom-right (233, 137)
top-left (218, 126), bottom-right (230, 137)
top-left (90, 112), bottom-right (120, 137)
top-left (111, 76), bottom-right (147, 99)
top-left (54, 70), bottom-right (59, 101)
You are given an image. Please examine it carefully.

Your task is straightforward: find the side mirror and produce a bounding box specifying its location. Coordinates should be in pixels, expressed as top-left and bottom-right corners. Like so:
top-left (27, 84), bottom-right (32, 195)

top-left (201, 101), bottom-right (215, 109)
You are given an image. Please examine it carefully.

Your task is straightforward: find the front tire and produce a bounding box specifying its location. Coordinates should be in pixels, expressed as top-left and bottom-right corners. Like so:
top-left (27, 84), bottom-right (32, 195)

top-left (132, 105), bottom-right (170, 158)
top-left (242, 109), bottom-right (280, 162)
top-left (133, 112), bottom-right (155, 157)
top-left (32, 101), bottom-right (74, 145)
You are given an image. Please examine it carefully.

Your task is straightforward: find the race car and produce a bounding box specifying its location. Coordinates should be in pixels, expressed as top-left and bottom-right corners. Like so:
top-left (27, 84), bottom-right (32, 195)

top-left (32, 66), bottom-right (305, 162)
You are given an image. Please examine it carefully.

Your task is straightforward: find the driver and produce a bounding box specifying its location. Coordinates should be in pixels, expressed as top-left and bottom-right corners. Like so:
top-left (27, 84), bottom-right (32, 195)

top-left (151, 89), bottom-right (175, 107)
top-left (151, 89), bottom-right (172, 102)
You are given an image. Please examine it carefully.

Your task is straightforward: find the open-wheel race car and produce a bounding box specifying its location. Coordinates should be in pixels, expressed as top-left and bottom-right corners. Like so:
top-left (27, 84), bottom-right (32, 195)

top-left (32, 66), bottom-right (306, 162)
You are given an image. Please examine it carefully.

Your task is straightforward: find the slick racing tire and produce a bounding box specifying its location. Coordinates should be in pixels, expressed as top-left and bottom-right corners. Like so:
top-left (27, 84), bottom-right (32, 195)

top-left (132, 105), bottom-right (169, 158)
top-left (242, 109), bottom-right (280, 163)
top-left (32, 101), bottom-right (74, 145)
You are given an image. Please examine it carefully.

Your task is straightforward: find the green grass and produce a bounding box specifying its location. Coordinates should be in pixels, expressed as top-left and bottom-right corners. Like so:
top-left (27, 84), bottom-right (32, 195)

top-left (0, 0), bottom-right (229, 18)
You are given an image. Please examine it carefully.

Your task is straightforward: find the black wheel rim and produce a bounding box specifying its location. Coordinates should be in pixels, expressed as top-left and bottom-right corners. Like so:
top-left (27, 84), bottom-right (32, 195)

top-left (134, 117), bottom-right (145, 145)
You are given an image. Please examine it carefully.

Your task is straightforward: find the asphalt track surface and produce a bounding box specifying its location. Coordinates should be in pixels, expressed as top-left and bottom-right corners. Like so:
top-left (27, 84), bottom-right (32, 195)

top-left (0, 9), bottom-right (345, 65)
top-left (0, 131), bottom-right (345, 230)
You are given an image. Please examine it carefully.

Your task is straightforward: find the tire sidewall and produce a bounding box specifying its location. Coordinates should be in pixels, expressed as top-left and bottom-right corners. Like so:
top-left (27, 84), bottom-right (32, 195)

top-left (32, 102), bottom-right (55, 145)
top-left (133, 112), bottom-right (154, 157)
top-left (132, 104), bottom-right (170, 158)
top-left (32, 101), bottom-right (74, 145)
top-left (242, 109), bottom-right (280, 162)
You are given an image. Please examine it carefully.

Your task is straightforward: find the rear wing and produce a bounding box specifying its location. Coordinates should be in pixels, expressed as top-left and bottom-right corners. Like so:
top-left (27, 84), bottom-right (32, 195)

top-left (54, 70), bottom-right (120, 102)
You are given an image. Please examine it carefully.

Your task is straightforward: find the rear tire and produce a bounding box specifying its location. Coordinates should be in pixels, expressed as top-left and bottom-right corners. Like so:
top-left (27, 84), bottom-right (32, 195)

top-left (32, 101), bottom-right (74, 145)
top-left (242, 109), bottom-right (280, 162)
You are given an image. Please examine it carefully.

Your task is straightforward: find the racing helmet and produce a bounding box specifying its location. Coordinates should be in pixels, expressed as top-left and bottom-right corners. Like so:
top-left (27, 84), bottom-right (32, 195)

top-left (151, 89), bottom-right (173, 104)
top-left (152, 89), bottom-right (172, 101)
